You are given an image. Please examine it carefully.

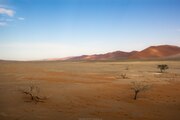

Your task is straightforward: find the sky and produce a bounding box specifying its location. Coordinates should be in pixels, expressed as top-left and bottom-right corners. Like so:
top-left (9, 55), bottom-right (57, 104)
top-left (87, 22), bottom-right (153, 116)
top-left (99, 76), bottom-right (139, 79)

top-left (0, 0), bottom-right (180, 60)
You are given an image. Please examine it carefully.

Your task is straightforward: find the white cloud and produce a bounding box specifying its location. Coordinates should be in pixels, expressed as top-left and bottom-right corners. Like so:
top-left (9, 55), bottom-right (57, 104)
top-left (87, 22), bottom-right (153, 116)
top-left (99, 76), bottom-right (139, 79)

top-left (0, 7), bottom-right (15, 17)
top-left (18, 17), bottom-right (25, 20)
top-left (0, 22), bottom-right (7, 26)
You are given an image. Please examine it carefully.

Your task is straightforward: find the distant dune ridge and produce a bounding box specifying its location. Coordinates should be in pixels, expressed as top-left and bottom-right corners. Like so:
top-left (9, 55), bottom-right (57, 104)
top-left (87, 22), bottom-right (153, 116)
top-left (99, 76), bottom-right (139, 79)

top-left (58, 45), bottom-right (180, 61)
top-left (48, 45), bottom-right (178, 61)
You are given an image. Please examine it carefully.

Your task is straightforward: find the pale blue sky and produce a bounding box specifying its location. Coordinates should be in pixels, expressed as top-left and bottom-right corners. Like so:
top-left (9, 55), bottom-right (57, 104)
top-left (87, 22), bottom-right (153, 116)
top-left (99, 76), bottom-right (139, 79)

top-left (0, 0), bottom-right (180, 60)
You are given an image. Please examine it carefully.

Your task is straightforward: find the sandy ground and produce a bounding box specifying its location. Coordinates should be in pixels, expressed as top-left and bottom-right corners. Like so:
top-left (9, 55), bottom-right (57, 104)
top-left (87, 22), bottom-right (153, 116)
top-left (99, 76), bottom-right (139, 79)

top-left (0, 61), bottom-right (180, 120)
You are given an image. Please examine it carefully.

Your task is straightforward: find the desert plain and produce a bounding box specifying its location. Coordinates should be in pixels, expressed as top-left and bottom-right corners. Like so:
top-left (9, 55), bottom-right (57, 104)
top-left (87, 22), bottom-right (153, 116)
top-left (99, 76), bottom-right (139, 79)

top-left (0, 60), bottom-right (180, 120)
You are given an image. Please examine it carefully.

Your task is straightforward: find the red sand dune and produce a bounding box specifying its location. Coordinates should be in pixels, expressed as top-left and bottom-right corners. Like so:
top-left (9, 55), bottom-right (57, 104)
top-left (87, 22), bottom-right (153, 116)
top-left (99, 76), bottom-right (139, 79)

top-left (68, 51), bottom-right (137, 60)
top-left (129, 45), bottom-right (180, 59)
top-left (47, 45), bottom-right (180, 61)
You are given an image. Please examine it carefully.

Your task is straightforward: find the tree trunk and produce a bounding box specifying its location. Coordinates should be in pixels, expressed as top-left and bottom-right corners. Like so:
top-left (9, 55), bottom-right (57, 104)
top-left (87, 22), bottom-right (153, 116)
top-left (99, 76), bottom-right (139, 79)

top-left (134, 91), bottom-right (138, 100)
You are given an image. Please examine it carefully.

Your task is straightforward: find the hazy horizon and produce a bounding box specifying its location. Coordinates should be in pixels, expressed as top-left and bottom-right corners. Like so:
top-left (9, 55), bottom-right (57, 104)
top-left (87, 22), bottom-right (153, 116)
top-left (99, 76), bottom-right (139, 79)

top-left (0, 43), bottom-right (179, 61)
top-left (0, 0), bottom-right (180, 60)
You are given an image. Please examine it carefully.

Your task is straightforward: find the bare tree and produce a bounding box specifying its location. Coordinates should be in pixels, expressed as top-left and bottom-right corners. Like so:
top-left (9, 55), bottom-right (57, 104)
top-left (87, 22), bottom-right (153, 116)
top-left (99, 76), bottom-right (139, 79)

top-left (20, 84), bottom-right (47, 103)
top-left (131, 81), bottom-right (151, 100)
top-left (157, 64), bottom-right (169, 73)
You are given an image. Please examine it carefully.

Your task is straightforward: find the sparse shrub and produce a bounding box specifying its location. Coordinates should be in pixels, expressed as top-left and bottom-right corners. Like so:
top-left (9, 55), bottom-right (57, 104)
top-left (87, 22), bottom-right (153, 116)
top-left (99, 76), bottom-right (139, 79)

top-left (131, 81), bottom-right (151, 100)
top-left (20, 84), bottom-right (47, 103)
top-left (116, 73), bottom-right (128, 79)
top-left (157, 64), bottom-right (169, 73)
top-left (125, 66), bottom-right (129, 70)
top-left (121, 73), bottom-right (128, 79)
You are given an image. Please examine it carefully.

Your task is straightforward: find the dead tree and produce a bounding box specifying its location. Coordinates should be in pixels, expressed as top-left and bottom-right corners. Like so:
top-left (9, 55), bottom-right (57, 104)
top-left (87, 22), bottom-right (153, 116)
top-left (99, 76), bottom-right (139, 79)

top-left (131, 81), bottom-right (151, 100)
top-left (20, 85), bottom-right (47, 103)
